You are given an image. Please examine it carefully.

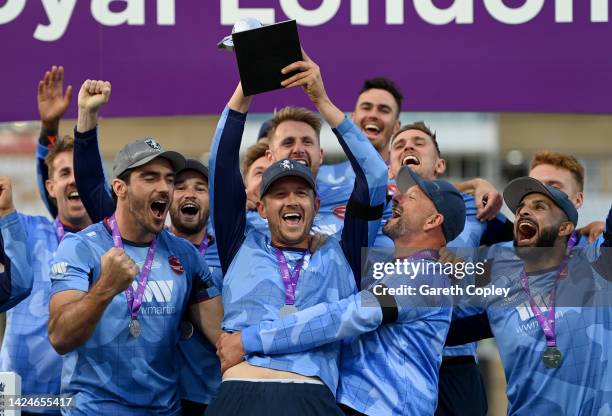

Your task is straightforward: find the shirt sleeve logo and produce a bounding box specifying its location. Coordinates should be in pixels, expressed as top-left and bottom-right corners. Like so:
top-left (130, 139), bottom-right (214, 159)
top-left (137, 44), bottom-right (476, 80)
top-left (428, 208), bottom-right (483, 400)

top-left (50, 262), bottom-right (68, 276)
top-left (168, 255), bottom-right (185, 275)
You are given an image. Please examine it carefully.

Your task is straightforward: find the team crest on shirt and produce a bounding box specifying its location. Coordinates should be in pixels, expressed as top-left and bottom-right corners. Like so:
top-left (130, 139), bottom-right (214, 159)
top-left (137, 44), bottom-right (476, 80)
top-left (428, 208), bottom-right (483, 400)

top-left (332, 205), bottom-right (346, 220)
top-left (168, 255), bottom-right (184, 275)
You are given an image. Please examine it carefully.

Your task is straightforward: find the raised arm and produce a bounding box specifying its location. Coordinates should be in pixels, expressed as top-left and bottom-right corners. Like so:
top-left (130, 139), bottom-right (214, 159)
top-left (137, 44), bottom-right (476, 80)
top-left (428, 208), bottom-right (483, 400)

top-left (48, 236), bottom-right (138, 354)
top-left (281, 50), bottom-right (387, 286)
top-left (36, 65), bottom-right (73, 217)
top-left (0, 177), bottom-right (33, 312)
top-left (74, 80), bottom-right (114, 222)
top-left (209, 83), bottom-right (252, 274)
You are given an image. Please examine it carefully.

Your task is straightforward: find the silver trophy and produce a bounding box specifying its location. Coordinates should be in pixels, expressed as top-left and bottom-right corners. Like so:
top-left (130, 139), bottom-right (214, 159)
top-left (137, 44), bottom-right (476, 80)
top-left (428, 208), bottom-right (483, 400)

top-left (217, 18), bottom-right (264, 51)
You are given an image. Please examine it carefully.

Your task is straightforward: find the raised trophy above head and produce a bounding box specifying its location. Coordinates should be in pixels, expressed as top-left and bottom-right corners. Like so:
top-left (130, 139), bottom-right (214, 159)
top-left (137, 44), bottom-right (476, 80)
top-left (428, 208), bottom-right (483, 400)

top-left (217, 17), bottom-right (264, 51)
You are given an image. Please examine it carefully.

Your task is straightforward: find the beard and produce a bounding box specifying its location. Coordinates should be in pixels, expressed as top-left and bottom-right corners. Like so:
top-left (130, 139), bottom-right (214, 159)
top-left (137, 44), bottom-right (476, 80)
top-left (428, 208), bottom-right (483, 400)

top-left (127, 189), bottom-right (165, 235)
top-left (514, 222), bottom-right (561, 262)
top-left (383, 216), bottom-right (409, 241)
top-left (170, 209), bottom-right (209, 236)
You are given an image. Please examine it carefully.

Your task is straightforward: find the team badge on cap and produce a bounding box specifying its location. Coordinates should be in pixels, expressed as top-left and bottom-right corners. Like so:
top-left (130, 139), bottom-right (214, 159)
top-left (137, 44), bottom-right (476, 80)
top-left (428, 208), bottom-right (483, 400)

top-left (145, 139), bottom-right (162, 151)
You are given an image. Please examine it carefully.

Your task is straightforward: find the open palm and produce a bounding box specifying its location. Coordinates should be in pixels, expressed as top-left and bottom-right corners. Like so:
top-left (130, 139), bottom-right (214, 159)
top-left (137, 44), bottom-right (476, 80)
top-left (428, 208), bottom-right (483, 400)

top-left (37, 65), bottom-right (72, 124)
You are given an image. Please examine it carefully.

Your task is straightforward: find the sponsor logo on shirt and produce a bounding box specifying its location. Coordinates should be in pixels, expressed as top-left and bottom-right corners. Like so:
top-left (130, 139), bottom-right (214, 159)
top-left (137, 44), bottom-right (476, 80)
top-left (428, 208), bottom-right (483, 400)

top-left (135, 280), bottom-right (177, 315)
top-left (50, 262), bottom-right (68, 276)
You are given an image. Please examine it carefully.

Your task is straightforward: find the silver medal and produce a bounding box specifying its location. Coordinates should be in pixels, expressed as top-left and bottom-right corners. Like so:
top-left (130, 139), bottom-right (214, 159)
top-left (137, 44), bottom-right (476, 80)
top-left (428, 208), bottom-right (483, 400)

top-left (542, 346), bottom-right (562, 369)
top-left (180, 320), bottom-right (194, 340)
top-left (280, 304), bottom-right (298, 317)
top-left (129, 319), bottom-right (141, 338)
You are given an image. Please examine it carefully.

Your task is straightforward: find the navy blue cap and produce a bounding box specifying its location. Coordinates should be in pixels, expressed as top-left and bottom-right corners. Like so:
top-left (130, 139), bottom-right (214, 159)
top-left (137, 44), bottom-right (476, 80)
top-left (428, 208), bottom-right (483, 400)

top-left (260, 159), bottom-right (316, 198)
top-left (503, 176), bottom-right (578, 225)
top-left (258, 119), bottom-right (274, 141)
top-left (396, 166), bottom-right (466, 242)
top-left (177, 159), bottom-right (208, 182)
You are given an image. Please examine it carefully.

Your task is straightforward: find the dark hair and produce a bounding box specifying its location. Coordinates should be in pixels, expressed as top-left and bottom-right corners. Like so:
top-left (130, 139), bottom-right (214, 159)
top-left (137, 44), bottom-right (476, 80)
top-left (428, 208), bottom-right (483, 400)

top-left (359, 77), bottom-right (403, 114)
top-left (111, 169), bottom-right (132, 204)
top-left (392, 121), bottom-right (441, 157)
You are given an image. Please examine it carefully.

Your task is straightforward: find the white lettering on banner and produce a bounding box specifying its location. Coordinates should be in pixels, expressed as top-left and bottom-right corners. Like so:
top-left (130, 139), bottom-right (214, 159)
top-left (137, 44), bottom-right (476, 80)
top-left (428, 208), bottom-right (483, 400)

top-left (0, 0), bottom-right (25, 25)
top-left (414, 0), bottom-right (474, 25)
top-left (34, 0), bottom-right (77, 42)
top-left (157, 0), bottom-right (175, 25)
top-left (3, 0), bottom-right (175, 41)
top-left (350, 0), bottom-right (404, 25)
top-left (592, 0), bottom-right (609, 22)
top-left (221, 0), bottom-right (275, 25)
top-left (91, 0), bottom-right (145, 27)
top-left (1, 0), bottom-right (609, 42)
top-left (280, 0), bottom-right (341, 26)
top-left (483, 0), bottom-right (544, 25)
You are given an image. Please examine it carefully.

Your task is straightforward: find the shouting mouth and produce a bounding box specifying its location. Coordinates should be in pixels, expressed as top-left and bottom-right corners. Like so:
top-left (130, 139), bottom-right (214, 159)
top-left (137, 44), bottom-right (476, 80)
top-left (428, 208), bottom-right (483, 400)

top-left (516, 219), bottom-right (538, 246)
top-left (364, 123), bottom-right (381, 136)
top-left (290, 158), bottom-right (309, 167)
top-left (282, 211), bottom-right (303, 228)
top-left (150, 199), bottom-right (169, 221)
top-left (67, 191), bottom-right (81, 202)
top-left (179, 202), bottom-right (200, 221)
top-left (402, 154), bottom-right (420, 167)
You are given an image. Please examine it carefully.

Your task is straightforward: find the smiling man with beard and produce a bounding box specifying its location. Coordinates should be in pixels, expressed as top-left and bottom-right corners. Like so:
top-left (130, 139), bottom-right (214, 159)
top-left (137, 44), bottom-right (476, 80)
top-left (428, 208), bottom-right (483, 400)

top-left (446, 177), bottom-right (612, 415)
top-left (206, 50), bottom-right (387, 415)
top-left (168, 159), bottom-right (226, 415)
top-left (381, 121), bottom-right (492, 416)
top-left (47, 134), bottom-right (224, 415)
top-left (62, 80), bottom-right (225, 414)
top-left (215, 166), bottom-right (465, 415)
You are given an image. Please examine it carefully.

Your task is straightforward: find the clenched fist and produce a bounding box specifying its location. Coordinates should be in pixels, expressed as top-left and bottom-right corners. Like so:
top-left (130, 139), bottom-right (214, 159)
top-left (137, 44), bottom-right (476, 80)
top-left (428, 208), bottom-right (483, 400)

top-left (0, 177), bottom-right (15, 218)
top-left (78, 79), bottom-right (111, 113)
top-left (98, 247), bottom-right (139, 296)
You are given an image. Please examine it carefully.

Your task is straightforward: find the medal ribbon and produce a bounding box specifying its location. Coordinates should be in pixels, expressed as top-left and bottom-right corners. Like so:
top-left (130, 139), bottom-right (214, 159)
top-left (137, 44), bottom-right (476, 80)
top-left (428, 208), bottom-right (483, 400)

top-left (519, 232), bottom-right (578, 348)
top-left (198, 234), bottom-right (210, 255)
top-left (272, 247), bottom-right (309, 306)
top-left (108, 214), bottom-right (157, 321)
top-left (54, 217), bottom-right (65, 243)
